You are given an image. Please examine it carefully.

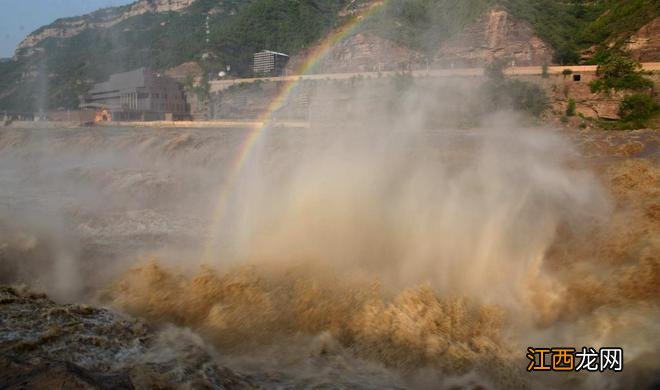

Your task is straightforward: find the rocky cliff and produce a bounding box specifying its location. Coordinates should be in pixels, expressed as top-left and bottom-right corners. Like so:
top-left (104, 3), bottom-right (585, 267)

top-left (287, 32), bottom-right (425, 74)
top-left (2, 0), bottom-right (658, 112)
top-left (15, 0), bottom-right (197, 58)
top-left (287, 8), bottom-right (553, 74)
top-left (626, 17), bottom-right (660, 62)
top-left (434, 9), bottom-right (553, 67)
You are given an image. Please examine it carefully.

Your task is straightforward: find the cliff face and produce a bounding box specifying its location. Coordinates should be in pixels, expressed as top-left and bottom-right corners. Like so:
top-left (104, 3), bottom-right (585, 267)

top-left (434, 9), bottom-right (553, 67)
top-left (287, 32), bottom-right (425, 74)
top-left (16, 0), bottom-right (197, 58)
top-left (625, 17), bottom-right (660, 62)
top-left (287, 8), bottom-right (553, 74)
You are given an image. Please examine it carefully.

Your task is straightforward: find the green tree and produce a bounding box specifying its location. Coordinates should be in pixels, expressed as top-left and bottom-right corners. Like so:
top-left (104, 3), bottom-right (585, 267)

top-left (619, 93), bottom-right (659, 128)
top-left (597, 54), bottom-right (640, 79)
top-left (483, 62), bottom-right (548, 117)
top-left (589, 53), bottom-right (653, 92)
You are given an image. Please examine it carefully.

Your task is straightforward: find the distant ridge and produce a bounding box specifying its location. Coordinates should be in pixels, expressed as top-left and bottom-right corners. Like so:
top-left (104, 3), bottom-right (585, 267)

top-left (16, 0), bottom-right (197, 58)
top-left (0, 0), bottom-right (657, 111)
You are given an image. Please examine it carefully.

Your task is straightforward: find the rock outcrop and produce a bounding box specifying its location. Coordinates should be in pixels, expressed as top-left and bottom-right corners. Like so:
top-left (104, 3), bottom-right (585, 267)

top-left (545, 72), bottom-right (660, 122)
top-left (0, 286), bottom-right (253, 389)
top-left (545, 73), bottom-right (616, 120)
top-left (165, 61), bottom-right (203, 81)
top-left (434, 9), bottom-right (553, 67)
top-left (287, 32), bottom-right (425, 74)
top-left (288, 8), bottom-right (553, 74)
top-left (15, 0), bottom-right (197, 58)
top-left (625, 17), bottom-right (660, 62)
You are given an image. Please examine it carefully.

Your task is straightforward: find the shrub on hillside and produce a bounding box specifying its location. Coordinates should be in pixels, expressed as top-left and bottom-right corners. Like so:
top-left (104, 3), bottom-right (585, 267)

top-left (589, 54), bottom-right (653, 93)
top-left (484, 59), bottom-right (507, 80)
top-left (566, 98), bottom-right (576, 116)
top-left (597, 54), bottom-right (639, 79)
top-left (481, 58), bottom-right (548, 117)
top-left (618, 93), bottom-right (659, 128)
top-left (483, 78), bottom-right (548, 117)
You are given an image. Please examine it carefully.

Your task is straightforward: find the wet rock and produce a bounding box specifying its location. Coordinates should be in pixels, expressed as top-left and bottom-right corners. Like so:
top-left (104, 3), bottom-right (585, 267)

top-left (0, 356), bottom-right (133, 390)
top-left (0, 286), bottom-right (254, 389)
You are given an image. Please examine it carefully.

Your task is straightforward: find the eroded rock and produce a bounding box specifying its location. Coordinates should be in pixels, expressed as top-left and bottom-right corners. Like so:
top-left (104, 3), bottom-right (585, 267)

top-left (0, 286), bottom-right (254, 389)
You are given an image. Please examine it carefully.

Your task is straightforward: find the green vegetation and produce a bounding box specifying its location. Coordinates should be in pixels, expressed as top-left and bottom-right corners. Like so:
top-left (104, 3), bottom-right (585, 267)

top-left (499, 0), bottom-right (658, 64)
top-left (367, 0), bottom-right (658, 64)
top-left (0, 0), bottom-right (657, 111)
top-left (580, 0), bottom-right (659, 50)
top-left (0, 60), bottom-right (20, 100)
top-left (484, 58), bottom-right (507, 80)
top-left (589, 54), bottom-right (653, 93)
top-left (364, 0), bottom-right (493, 54)
top-left (585, 52), bottom-right (657, 130)
top-left (566, 98), bottom-right (576, 116)
top-left (376, 0), bottom-right (655, 65)
top-left (209, 0), bottom-right (345, 76)
top-left (182, 74), bottom-right (210, 102)
top-left (498, 0), bottom-right (599, 64)
top-left (482, 59), bottom-right (548, 117)
top-left (618, 93), bottom-right (659, 128)
top-left (0, 0), bottom-right (348, 110)
top-left (0, 0), bottom-right (246, 110)
top-left (495, 79), bottom-right (547, 117)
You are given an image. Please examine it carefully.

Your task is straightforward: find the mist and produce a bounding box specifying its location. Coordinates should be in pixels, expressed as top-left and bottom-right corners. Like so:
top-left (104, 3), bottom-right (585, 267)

top-left (7, 70), bottom-right (658, 388)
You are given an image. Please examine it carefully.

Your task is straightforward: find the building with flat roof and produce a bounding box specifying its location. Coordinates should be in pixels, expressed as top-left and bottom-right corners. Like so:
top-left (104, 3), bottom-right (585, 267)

top-left (81, 67), bottom-right (190, 121)
top-left (253, 50), bottom-right (289, 76)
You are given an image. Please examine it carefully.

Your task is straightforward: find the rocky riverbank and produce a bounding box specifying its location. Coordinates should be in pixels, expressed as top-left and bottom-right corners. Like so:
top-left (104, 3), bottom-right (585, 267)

top-left (0, 286), bottom-right (253, 389)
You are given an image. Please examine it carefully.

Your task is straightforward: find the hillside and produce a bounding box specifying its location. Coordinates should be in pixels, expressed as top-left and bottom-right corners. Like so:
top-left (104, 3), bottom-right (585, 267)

top-left (14, 0), bottom-right (198, 58)
top-left (0, 0), bottom-right (657, 111)
top-left (501, 0), bottom-right (660, 63)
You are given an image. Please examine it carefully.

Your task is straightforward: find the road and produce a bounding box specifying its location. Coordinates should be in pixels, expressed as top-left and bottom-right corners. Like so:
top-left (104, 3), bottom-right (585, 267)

top-left (210, 62), bottom-right (660, 93)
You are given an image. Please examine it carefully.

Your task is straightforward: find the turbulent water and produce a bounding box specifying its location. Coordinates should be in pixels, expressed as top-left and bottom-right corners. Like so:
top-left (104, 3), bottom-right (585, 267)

top-left (0, 97), bottom-right (658, 388)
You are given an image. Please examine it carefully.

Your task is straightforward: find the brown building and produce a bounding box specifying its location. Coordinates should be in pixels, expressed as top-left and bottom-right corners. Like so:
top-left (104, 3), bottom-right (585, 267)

top-left (81, 67), bottom-right (190, 121)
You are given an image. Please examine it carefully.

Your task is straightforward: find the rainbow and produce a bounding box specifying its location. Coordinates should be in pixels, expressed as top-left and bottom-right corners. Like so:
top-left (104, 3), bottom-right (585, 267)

top-left (202, 1), bottom-right (387, 261)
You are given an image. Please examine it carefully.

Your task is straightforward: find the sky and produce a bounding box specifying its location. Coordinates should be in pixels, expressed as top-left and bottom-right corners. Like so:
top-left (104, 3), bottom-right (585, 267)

top-left (0, 0), bottom-right (134, 58)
